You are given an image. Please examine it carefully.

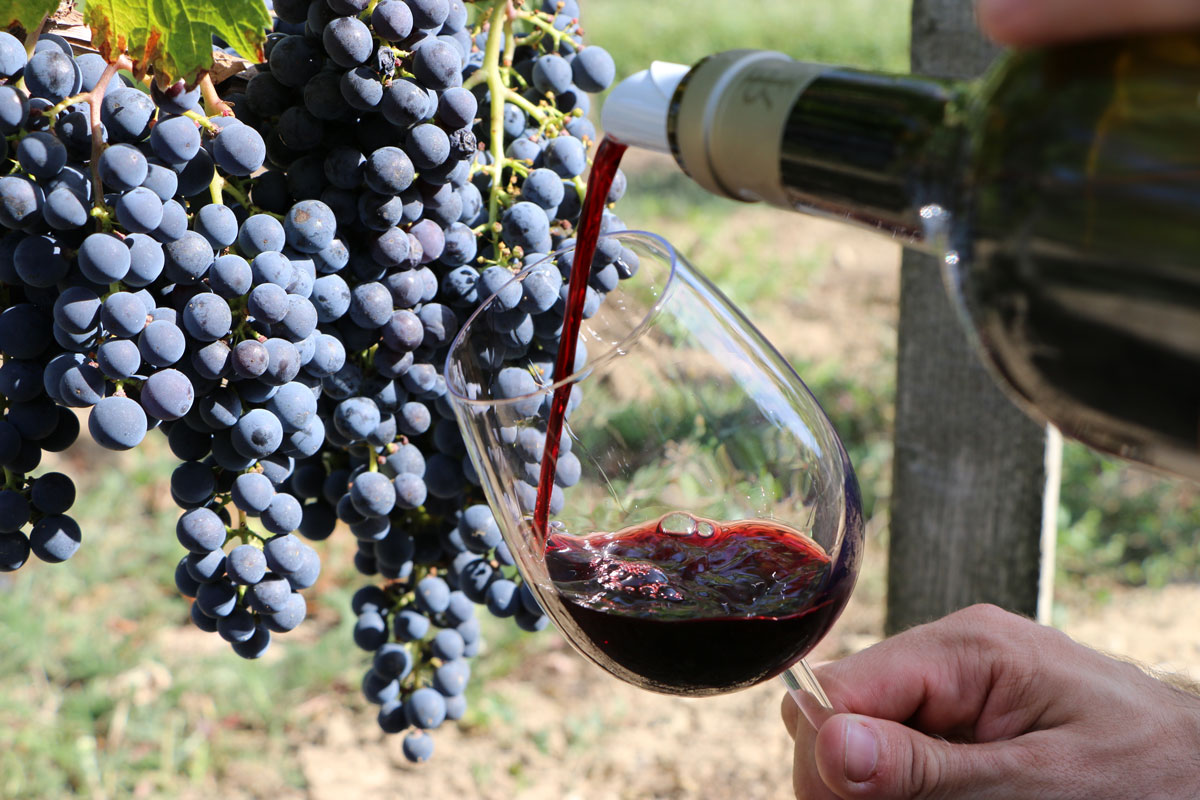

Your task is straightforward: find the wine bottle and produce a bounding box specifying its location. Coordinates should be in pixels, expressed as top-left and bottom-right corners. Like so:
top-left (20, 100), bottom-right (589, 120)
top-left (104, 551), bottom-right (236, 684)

top-left (601, 34), bottom-right (1200, 482)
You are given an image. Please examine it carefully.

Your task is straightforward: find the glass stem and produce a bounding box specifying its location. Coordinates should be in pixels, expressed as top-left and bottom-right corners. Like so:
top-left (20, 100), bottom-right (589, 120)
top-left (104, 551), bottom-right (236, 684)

top-left (781, 659), bottom-right (834, 730)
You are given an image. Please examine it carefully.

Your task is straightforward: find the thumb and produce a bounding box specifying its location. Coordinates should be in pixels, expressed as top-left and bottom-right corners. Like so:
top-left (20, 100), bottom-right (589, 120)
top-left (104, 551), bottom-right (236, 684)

top-left (813, 714), bottom-right (1021, 800)
top-left (976, 0), bottom-right (1200, 46)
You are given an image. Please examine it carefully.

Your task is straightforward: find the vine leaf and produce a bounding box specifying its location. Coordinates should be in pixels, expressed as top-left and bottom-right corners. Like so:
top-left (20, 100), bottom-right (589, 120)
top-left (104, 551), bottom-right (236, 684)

top-left (0, 0), bottom-right (58, 37)
top-left (84, 0), bottom-right (270, 85)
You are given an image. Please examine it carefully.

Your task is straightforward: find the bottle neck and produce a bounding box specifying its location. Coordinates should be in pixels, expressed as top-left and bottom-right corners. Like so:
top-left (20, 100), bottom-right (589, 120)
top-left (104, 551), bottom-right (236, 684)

top-left (778, 68), bottom-right (967, 247)
top-left (661, 53), bottom-right (971, 248)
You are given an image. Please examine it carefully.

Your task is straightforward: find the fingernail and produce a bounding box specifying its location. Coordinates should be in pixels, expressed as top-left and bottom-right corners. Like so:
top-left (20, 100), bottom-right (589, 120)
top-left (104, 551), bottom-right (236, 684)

top-left (843, 718), bottom-right (878, 784)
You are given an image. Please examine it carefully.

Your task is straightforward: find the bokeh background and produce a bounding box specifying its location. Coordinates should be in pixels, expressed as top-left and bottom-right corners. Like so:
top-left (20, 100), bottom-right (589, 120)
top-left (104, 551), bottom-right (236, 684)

top-left (3, 1), bottom-right (1198, 797)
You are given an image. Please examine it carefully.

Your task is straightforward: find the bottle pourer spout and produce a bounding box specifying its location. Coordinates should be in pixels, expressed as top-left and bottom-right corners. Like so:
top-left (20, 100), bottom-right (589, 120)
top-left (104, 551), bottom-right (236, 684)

top-left (600, 61), bottom-right (690, 154)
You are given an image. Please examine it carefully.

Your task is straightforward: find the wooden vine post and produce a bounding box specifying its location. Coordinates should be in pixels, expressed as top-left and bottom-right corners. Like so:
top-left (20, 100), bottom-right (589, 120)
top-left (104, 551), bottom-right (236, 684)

top-left (885, 0), bottom-right (1061, 634)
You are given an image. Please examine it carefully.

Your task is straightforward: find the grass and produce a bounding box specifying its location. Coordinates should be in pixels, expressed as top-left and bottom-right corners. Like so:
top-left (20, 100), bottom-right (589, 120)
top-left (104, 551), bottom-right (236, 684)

top-left (613, 171), bottom-right (832, 308)
top-left (1058, 444), bottom-right (1200, 591)
top-left (588, 0), bottom-right (912, 77)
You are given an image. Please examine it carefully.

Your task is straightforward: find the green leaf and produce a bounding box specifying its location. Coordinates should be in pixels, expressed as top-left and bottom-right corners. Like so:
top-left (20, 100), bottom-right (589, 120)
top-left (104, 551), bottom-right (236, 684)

top-left (84, 0), bottom-right (270, 85)
top-left (0, 0), bottom-right (58, 37)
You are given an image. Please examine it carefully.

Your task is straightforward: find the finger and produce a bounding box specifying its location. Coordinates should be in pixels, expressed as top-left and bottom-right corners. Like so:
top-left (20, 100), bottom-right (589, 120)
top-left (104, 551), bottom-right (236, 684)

top-left (811, 605), bottom-right (1050, 740)
top-left (781, 692), bottom-right (801, 740)
top-left (810, 611), bottom-right (995, 732)
top-left (790, 705), bottom-right (840, 800)
top-left (813, 713), bottom-right (1028, 800)
top-left (977, 0), bottom-right (1200, 46)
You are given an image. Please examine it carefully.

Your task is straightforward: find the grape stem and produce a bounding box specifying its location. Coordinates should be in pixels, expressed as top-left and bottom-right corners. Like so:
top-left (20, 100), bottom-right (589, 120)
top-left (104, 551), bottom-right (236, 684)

top-left (235, 509), bottom-right (250, 544)
top-left (22, 14), bottom-right (46, 55)
top-left (17, 14), bottom-right (48, 88)
top-left (232, 317), bottom-right (255, 342)
top-left (44, 92), bottom-right (93, 119)
top-left (515, 10), bottom-right (570, 48)
top-left (198, 74), bottom-right (233, 117)
top-left (88, 60), bottom-right (124, 224)
top-left (501, 4), bottom-right (519, 66)
top-left (483, 0), bottom-right (509, 235)
top-left (506, 158), bottom-right (530, 179)
top-left (208, 173), bottom-right (225, 206)
top-left (462, 66), bottom-right (487, 92)
top-left (501, 88), bottom-right (547, 126)
top-left (222, 179), bottom-right (253, 209)
top-left (183, 109), bottom-right (218, 133)
top-left (208, 172), bottom-right (255, 212)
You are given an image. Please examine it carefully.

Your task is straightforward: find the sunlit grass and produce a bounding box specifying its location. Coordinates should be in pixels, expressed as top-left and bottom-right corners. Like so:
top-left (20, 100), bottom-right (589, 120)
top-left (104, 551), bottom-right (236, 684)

top-left (589, 0), bottom-right (912, 77)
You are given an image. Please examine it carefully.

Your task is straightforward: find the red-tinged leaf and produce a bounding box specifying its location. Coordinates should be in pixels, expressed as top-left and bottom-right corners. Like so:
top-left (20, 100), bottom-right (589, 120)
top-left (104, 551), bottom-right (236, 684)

top-left (0, 0), bottom-right (58, 38)
top-left (84, 0), bottom-right (270, 85)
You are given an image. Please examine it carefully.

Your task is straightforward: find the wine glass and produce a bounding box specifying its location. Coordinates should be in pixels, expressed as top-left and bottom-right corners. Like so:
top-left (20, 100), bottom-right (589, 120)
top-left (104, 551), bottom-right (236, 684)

top-left (444, 231), bottom-right (864, 728)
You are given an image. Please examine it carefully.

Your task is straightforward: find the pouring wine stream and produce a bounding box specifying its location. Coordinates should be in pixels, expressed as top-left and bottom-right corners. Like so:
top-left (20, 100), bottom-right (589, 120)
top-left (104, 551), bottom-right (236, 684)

top-left (533, 137), bottom-right (627, 538)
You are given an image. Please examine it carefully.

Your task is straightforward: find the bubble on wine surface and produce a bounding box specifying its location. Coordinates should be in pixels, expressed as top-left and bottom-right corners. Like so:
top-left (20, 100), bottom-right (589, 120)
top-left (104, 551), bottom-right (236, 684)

top-left (658, 511), bottom-right (697, 536)
top-left (598, 558), bottom-right (683, 602)
top-left (919, 203), bottom-right (952, 243)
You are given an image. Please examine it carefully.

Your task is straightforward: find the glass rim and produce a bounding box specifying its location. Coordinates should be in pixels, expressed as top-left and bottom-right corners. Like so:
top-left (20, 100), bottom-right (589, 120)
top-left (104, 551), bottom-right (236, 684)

top-left (442, 229), bottom-right (679, 408)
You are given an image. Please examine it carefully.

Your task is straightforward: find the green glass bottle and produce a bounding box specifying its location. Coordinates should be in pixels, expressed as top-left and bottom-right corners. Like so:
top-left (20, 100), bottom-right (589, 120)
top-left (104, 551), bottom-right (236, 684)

top-left (603, 34), bottom-right (1200, 480)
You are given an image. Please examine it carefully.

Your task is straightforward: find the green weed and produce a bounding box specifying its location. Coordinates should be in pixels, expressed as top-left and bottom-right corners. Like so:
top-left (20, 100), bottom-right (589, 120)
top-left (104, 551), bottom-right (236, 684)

top-left (588, 0), bottom-right (911, 77)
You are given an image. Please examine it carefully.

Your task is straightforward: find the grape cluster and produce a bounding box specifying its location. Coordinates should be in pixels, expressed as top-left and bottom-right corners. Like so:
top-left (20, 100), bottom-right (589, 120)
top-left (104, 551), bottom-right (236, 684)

top-left (0, 0), bottom-right (624, 762)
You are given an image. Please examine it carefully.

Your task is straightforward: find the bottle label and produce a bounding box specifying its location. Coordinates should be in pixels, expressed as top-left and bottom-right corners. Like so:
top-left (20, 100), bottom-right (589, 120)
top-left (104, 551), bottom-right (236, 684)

top-left (706, 59), bottom-right (826, 206)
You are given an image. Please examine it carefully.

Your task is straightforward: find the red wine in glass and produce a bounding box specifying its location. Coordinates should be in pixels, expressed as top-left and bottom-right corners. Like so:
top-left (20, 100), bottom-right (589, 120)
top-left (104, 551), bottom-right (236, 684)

top-left (544, 513), bottom-right (848, 696)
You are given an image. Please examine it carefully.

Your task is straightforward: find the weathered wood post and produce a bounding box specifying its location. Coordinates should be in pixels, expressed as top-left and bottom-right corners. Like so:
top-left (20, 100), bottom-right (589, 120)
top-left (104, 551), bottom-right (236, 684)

top-left (885, 0), bottom-right (1060, 634)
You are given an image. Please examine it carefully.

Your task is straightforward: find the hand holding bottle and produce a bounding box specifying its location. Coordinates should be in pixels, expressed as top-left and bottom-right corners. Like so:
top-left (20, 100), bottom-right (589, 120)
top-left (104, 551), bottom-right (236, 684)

top-left (977, 0), bottom-right (1200, 46)
top-left (780, 605), bottom-right (1200, 800)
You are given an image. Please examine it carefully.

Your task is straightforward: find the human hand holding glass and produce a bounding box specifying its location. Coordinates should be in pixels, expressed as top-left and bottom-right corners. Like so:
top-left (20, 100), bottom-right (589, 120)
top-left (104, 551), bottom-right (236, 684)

top-left (782, 605), bottom-right (1200, 800)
